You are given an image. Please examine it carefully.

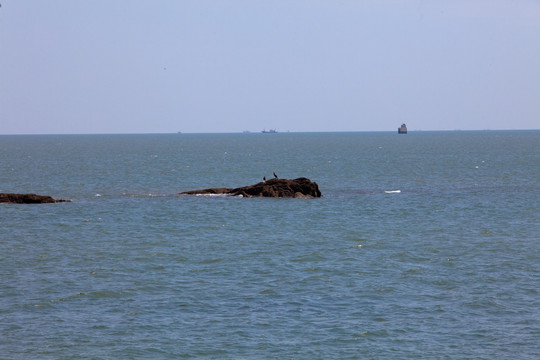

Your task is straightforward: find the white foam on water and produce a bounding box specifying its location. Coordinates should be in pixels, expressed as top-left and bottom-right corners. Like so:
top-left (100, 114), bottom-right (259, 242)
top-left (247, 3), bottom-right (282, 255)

top-left (384, 190), bottom-right (401, 194)
top-left (194, 193), bottom-right (231, 197)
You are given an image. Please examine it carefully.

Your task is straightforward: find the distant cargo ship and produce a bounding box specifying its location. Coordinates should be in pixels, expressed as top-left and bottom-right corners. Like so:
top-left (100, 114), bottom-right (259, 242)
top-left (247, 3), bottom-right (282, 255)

top-left (262, 129), bottom-right (277, 133)
top-left (398, 124), bottom-right (407, 134)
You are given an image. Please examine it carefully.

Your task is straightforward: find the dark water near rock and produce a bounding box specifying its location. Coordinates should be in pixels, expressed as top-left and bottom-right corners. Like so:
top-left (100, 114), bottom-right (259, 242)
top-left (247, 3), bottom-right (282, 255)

top-left (1, 131), bottom-right (539, 359)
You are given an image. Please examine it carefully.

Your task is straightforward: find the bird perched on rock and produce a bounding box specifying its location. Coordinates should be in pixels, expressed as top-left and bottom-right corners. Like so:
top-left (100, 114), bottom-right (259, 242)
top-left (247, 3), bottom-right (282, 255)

top-left (273, 172), bottom-right (278, 179)
top-left (263, 176), bottom-right (266, 183)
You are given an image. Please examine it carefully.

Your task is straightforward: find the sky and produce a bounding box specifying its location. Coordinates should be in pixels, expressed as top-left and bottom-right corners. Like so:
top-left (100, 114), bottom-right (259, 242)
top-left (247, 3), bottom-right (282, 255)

top-left (1, 0), bottom-right (539, 134)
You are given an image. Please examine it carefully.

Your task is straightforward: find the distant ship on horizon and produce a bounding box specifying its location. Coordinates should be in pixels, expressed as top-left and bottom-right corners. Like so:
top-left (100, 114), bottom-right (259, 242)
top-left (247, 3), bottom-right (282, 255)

top-left (398, 124), bottom-right (408, 134)
top-left (262, 129), bottom-right (277, 133)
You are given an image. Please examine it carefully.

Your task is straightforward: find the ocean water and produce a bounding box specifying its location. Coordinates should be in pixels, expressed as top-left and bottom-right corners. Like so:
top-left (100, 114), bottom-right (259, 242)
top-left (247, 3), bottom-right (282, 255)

top-left (1, 131), bottom-right (539, 359)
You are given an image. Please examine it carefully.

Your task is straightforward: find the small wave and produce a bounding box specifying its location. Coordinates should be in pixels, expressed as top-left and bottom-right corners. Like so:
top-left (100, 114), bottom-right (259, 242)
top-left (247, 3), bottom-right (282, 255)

top-left (384, 190), bottom-right (401, 194)
top-left (192, 193), bottom-right (244, 198)
top-left (194, 193), bottom-right (232, 197)
top-left (123, 193), bottom-right (169, 198)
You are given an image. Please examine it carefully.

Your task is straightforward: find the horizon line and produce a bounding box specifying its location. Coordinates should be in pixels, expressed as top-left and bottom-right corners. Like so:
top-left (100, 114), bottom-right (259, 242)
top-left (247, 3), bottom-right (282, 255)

top-left (1, 128), bottom-right (539, 136)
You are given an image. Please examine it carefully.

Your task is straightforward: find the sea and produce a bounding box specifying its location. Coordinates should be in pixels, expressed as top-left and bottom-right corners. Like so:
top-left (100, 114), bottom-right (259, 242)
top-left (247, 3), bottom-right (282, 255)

top-left (1, 131), bottom-right (539, 359)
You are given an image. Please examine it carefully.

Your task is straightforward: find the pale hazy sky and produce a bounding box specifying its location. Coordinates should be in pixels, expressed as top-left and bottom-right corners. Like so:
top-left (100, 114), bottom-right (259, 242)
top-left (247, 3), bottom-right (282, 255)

top-left (1, 0), bottom-right (539, 134)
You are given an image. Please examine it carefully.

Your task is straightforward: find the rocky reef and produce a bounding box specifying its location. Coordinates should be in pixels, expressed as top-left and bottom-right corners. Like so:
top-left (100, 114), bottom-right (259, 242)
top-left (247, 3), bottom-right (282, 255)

top-left (0, 193), bottom-right (71, 204)
top-left (180, 177), bottom-right (321, 198)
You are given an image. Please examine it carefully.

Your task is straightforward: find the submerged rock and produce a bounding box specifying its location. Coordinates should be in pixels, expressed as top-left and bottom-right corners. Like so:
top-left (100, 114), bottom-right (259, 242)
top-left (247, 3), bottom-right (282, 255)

top-left (180, 177), bottom-right (322, 198)
top-left (0, 193), bottom-right (71, 204)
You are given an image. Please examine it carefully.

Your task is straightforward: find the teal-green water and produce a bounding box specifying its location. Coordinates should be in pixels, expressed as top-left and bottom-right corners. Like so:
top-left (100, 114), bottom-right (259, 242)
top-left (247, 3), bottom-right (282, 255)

top-left (1, 131), bottom-right (539, 359)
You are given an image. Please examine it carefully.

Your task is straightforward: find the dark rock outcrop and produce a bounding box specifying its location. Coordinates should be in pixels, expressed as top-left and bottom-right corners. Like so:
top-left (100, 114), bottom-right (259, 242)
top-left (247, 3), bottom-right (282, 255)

top-left (180, 177), bottom-right (322, 198)
top-left (0, 193), bottom-right (71, 204)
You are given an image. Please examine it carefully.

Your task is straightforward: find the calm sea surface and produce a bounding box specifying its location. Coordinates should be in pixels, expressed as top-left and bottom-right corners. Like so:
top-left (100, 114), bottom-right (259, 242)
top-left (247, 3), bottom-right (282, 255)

top-left (1, 131), bottom-right (539, 359)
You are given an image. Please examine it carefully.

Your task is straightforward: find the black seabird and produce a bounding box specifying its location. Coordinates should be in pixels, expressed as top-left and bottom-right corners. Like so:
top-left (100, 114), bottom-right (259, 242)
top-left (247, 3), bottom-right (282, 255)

top-left (263, 176), bottom-right (266, 182)
top-left (273, 172), bottom-right (278, 178)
